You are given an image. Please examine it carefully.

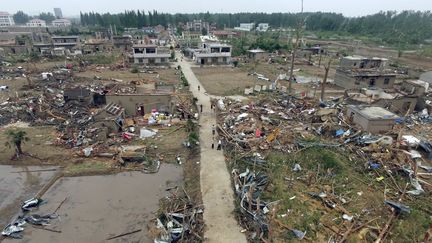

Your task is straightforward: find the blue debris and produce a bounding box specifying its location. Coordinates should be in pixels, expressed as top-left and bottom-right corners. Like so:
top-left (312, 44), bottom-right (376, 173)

top-left (335, 129), bottom-right (345, 137)
top-left (384, 200), bottom-right (411, 214)
top-left (368, 161), bottom-right (381, 170)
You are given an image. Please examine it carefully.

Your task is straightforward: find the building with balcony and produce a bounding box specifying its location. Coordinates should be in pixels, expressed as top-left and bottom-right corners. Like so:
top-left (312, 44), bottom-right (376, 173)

top-left (193, 43), bottom-right (232, 65)
top-left (0, 12), bottom-right (14, 27)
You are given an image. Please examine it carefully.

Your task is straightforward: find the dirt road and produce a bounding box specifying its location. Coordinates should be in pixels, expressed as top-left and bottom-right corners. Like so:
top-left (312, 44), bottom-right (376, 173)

top-left (178, 58), bottom-right (247, 243)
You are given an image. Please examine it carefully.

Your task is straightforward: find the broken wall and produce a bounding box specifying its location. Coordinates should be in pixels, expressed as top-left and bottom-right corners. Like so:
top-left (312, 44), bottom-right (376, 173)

top-left (105, 94), bottom-right (173, 116)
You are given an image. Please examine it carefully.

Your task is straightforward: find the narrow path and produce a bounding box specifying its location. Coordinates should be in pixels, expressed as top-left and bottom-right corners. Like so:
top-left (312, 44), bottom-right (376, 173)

top-left (178, 59), bottom-right (247, 243)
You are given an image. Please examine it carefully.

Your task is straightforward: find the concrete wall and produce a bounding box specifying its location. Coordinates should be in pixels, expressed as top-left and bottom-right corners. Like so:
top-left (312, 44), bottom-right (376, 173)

top-left (0, 45), bottom-right (30, 55)
top-left (340, 58), bottom-right (386, 69)
top-left (133, 57), bottom-right (169, 65)
top-left (335, 70), bottom-right (395, 90)
top-left (196, 56), bottom-right (231, 65)
top-left (373, 97), bottom-right (418, 115)
top-left (105, 94), bottom-right (172, 116)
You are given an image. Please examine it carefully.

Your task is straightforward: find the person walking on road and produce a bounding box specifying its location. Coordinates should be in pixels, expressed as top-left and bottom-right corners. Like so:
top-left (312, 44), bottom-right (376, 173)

top-left (200, 104), bottom-right (203, 112)
top-left (212, 125), bottom-right (216, 135)
top-left (217, 139), bottom-right (222, 150)
top-left (198, 85), bottom-right (200, 91)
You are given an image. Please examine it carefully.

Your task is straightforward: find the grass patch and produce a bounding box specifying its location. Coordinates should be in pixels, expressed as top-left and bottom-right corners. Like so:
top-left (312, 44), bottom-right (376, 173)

top-left (65, 161), bottom-right (111, 175)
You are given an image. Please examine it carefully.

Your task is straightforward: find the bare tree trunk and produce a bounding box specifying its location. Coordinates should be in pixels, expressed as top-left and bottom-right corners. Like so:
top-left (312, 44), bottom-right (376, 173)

top-left (320, 58), bottom-right (332, 101)
top-left (288, 49), bottom-right (296, 94)
top-left (288, 0), bottom-right (304, 95)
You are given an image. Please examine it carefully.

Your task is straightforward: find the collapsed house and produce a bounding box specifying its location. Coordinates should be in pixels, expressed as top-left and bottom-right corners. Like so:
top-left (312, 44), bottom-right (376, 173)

top-left (346, 79), bottom-right (428, 115)
top-left (112, 35), bottom-right (133, 51)
top-left (0, 34), bottom-right (32, 56)
top-left (346, 105), bottom-right (399, 133)
top-left (131, 44), bottom-right (171, 65)
top-left (105, 82), bottom-right (175, 116)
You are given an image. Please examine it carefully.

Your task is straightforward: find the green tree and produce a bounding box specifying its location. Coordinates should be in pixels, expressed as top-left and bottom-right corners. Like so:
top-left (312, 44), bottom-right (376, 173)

top-left (5, 130), bottom-right (29, 159)
top-left (201, 27), bottom-right (208, 36)
top-left (13, 11), bottom-right (30, 24)
top-left (39, 12), bottom-right (56, 24)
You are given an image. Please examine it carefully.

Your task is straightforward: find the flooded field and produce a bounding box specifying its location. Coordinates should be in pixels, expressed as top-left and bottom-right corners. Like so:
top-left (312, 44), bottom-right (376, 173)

top-left (3, 164), bottom-right (182, 243)
top-left (0, 166), bottom-right (58, 227)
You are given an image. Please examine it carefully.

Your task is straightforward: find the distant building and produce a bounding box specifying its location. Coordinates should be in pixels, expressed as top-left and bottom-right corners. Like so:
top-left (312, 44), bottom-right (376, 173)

top-left (54, 8), bottom-right (63, 19)
top-left (346, 105), bottom-right (399, 133)
top-left (26, 19), bottom-right (47, 27)
top-left (52, 36), bottom-right (81, 52)
top-left (52, 18), bottom-right (71, 27)
top-left (132, 44), bottom-right (171, 65)
top-left (234, 23), bottom-right (255, 32)
top-left (186, 20), bottom-right (210, 33)
top-left (0, 12), bottom-right (15, 27)
top-left (193, 42), bottom-right (232, 65)
top-left (212, 30), bottom-right (237, 40)
top-left (247, 49), bottom-right (268, 61)
top-left (112, 35), bottom-right (133, 51)
top-left (256, 23), bottom-right (269, 32)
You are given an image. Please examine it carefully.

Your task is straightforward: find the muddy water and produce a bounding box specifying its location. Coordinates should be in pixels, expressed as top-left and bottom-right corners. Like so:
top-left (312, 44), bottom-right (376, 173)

top-left (0, 166), bottom-right (58, 227)
top-left (4, 164), bottom-right (182, 243)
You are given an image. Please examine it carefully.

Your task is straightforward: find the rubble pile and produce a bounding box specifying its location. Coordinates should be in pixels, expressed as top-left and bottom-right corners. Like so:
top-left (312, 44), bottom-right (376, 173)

top-left (152, 190), bottom-right (204, 243)
top-left (216, 94), bottom-right (432, 242)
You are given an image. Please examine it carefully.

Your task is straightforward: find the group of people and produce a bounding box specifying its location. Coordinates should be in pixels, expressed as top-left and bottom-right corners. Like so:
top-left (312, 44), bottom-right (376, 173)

top-left (196, 85), bottom-right (222, 150)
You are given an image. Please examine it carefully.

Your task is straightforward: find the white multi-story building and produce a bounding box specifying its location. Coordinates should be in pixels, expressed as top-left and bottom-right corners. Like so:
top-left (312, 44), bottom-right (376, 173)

top-left (52, 18), bottom-right (71, 27)
top-left (132, 44), bottom-right (171, 65)
top-left (234, 23), bottom-right (255, 31)
top-left (193, 42), bottom-right (232, 65)
top-left (0, 12), bottom-right (15, 27)
top-left (26, 18), bottom-right (47, 27)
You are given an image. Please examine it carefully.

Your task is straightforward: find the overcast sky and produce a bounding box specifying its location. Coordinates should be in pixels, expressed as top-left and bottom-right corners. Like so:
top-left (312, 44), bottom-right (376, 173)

top-left (2, 0), bottom-right (432, 17)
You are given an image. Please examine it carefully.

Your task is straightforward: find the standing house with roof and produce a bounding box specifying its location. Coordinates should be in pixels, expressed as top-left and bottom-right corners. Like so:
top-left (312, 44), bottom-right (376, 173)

top-left (26, 19), bottom-right (47, 27)
top-left (346, 105), bottom-right (399, 133)
top-left (52, 19), bottom-right (72, 27)
top-left (0, 12), bottom-right (15, 27)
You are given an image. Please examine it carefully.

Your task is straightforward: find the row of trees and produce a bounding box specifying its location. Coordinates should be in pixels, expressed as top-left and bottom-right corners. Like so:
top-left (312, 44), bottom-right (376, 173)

top-left (80, 10), bottom-right (432, 45)
top-left (13, 11), bottom-right (57, 24)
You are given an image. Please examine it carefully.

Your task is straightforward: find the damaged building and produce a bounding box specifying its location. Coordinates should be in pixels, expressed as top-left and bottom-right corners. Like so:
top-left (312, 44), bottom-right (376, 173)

top-left (105, 82), bottom-right (175, 116)
top-left (112, 35), bottom-right (133, 51)
top-left (335, 56), bottom-right (395, 90)
top-left (346, 79), bottom-right (428, 115)
top-left (52, 36), bottom-right (81, 55)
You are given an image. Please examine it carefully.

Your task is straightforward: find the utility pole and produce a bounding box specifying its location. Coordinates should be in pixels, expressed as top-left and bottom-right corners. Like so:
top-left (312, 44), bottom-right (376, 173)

top-left (288, 0), bottom-right (305, 95)
top-left (320, 58), bottom-right (332, 101)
